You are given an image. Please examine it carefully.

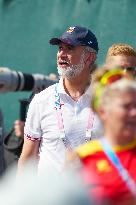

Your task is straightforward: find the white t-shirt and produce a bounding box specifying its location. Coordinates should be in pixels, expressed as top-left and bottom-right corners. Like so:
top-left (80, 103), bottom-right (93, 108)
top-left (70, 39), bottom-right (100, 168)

top-left (24, 78), bottom-right (103, 173)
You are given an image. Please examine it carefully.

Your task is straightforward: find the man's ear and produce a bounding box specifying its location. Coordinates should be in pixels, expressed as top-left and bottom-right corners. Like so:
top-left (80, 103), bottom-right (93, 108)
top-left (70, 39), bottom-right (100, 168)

top-left (86, 52), bottom-right (96, 65)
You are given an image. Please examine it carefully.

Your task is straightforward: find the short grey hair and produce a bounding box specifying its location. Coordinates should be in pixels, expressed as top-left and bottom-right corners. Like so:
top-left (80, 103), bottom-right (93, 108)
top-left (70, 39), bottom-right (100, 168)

top-left (83, 46), bottom-right (97, 73)
top-left (84, 46), bottom-right (97, 54)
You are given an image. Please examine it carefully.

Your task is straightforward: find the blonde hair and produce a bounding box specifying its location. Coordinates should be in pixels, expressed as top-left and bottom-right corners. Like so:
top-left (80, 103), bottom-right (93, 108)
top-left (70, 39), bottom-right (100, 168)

top-left (106, 43), bottom-right (136, 64)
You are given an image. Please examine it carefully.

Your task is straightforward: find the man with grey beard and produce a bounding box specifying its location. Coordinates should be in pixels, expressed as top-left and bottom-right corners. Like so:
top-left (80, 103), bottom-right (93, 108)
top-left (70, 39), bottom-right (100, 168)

top-left (18, 26), bottom-right (103, 175)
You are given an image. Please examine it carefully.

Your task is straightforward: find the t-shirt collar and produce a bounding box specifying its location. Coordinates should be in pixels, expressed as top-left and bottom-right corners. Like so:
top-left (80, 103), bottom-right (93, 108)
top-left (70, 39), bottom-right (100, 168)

top-left (57, 77), bottom-right (92, 98)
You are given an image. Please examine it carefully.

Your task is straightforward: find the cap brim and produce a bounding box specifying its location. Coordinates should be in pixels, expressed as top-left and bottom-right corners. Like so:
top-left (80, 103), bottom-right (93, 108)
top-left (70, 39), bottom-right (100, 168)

top-left (49, 38), bottom-right (62, 45)
top-left (49, 38), bottom-right (76, 46)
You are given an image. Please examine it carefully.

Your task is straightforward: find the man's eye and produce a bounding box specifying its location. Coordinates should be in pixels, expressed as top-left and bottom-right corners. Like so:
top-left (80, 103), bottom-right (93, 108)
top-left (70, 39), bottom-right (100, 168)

top-left (67, 46), bottom-right (74, 50)
top-left (58, 45), bottom-right (74, 52)
top-left (59, 46), bottom-right (62, 51)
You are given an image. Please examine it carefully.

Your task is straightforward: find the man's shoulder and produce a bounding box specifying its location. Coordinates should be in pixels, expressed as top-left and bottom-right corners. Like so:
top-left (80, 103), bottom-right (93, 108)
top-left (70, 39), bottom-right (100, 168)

top-left (76, 140), bottom-right (103, 158)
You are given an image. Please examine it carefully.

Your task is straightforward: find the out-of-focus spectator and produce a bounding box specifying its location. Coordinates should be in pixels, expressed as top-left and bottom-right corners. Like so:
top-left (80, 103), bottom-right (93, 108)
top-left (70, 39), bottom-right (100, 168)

top-left (105, 43), bottom-right (136, 76)
top-left (0, 163), bottom-right (94, 205)
top-left (74, 68), bottom-right (136, 204)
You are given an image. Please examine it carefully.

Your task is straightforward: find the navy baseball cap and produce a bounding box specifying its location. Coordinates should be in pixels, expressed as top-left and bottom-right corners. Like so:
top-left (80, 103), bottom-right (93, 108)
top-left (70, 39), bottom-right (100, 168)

top-left (49, 26), bottom-right (99, 53)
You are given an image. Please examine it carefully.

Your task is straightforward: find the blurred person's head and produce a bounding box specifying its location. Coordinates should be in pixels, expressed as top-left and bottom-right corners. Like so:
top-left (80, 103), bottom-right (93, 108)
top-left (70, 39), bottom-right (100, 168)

top-left (92, 67), bottom-right (136, 145)
top-left (0, 163), bottom-right (94, 205)
top-left (105, 43), bottom-right (136, 76)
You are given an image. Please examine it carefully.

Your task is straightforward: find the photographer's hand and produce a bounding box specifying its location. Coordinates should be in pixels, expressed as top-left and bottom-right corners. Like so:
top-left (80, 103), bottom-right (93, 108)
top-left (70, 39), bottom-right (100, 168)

top-left (14, 120), bottom-right (25, 138)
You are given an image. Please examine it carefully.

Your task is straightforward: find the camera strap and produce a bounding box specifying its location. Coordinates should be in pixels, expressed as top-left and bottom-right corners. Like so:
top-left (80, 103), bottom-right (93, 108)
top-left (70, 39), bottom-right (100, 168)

top-left (100, 137), bottom-right (136, 197)
top-left (54, 84), bottom-right (94, 148)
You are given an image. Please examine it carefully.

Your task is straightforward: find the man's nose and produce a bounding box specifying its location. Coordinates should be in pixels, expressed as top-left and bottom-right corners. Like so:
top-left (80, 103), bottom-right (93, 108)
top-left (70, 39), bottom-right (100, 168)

top-left (58, 49), bottom-right (67, 58)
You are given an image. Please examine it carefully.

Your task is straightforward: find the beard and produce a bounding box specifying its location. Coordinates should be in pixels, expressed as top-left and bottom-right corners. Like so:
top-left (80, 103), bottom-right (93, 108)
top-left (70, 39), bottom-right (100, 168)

top-left (57, 52), bottom-right (85, 80)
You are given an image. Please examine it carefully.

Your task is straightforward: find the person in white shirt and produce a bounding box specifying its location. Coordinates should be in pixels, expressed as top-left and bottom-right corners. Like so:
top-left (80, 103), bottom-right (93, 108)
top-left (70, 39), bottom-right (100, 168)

top-left (18, 25), bottom-right (103, 174)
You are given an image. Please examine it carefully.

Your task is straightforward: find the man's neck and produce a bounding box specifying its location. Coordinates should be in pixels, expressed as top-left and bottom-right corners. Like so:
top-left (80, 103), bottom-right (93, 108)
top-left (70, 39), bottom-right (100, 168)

top-left (63, 76), bottom-right (90, 101)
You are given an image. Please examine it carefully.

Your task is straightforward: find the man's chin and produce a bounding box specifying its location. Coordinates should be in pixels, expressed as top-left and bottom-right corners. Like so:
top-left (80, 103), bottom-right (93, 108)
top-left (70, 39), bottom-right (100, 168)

top-left (57, 67), bottom-right (72, 78)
